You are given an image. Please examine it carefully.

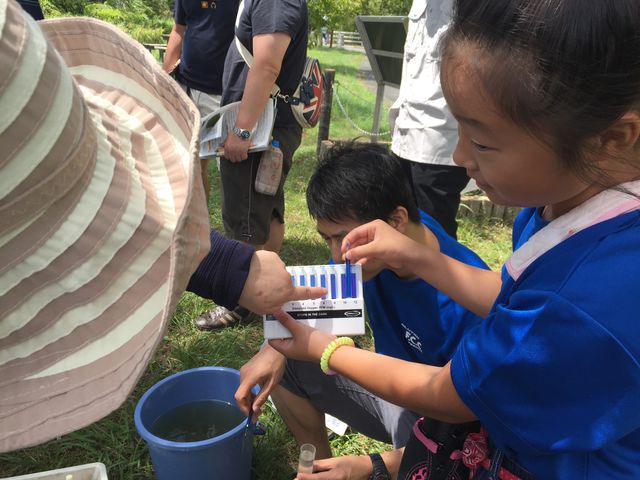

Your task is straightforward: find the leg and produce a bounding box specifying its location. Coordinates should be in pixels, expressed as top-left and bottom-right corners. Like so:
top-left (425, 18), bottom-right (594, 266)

top-left (270, 385), bottom-right (332, 459)
top-left (278, 359), bottom-right (420, 456)
top-left (200, 158), bottom-right (210, 206)
top-left (189, 89), bottom-right (221, 211)
top-left (406, 161), bottom-right (470, 239)
top-left (261, 216), bottom-right (284, 253)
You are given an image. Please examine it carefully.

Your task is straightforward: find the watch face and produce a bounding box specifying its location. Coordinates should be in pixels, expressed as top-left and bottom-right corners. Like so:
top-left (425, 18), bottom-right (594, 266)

top-left (234, 127), bottom-right (250, 140)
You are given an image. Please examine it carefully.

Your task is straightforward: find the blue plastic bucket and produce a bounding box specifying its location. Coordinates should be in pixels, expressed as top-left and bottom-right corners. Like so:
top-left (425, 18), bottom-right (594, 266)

top-left (134, 367), bottom-right (259, 480)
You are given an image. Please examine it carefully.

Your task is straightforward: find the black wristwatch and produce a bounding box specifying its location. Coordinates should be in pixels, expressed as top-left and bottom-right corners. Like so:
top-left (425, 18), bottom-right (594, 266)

top-left (232, 126), bottom-right (251, 140)
top-left (368, 453), bottom-right (391, 480)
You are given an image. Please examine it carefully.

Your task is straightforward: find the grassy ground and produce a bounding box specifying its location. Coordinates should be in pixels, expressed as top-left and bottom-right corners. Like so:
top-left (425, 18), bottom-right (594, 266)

top-left (0, 47), bottom-right (512, 479)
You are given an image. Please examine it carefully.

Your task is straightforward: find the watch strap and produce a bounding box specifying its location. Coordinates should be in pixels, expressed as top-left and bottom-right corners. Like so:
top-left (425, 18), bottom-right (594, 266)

top-left (368, 452), bottom-right (390, 480)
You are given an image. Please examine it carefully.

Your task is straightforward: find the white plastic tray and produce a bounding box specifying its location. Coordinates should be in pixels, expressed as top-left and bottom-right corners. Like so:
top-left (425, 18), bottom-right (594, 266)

top-left (1, 463), bottom-right (108, 480)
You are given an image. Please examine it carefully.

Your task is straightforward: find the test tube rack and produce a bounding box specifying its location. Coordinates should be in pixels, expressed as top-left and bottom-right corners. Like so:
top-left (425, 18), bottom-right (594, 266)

top-left (263, 263), bottom-right (365, 339)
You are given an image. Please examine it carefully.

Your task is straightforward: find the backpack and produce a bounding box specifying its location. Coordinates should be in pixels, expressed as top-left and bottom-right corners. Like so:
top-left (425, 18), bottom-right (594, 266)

top-left (286, 56), bottom-right (325, 128)
top-left (234, 36), bottom-right (325, 129)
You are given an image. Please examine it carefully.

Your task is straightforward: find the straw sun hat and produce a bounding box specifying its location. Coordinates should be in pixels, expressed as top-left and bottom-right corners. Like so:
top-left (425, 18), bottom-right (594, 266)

top-left (0, 0), bottom-right (211, 451)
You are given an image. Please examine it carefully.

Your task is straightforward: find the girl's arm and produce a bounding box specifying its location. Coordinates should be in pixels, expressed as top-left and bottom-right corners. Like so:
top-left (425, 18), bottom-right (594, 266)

top-left (269, 311), bottom-right (476, 423)
top-left (343, 220), bottom-right (502, 317)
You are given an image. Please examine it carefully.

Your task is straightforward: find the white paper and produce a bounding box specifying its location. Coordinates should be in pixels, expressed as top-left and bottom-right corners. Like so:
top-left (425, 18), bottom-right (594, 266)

top-left (325, 413), bottom-right (349, 436)
top-left (199, 99), bottom-right (276, 158)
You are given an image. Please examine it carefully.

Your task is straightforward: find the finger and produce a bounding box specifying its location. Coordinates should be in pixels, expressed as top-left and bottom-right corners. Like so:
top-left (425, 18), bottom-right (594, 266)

top-left (296, 469), bottom-right (331, 479)
top-left (234, 390), bottom-right (252, 415)
top-left (272, 309), bottom-right (299, 331)
top-left (289, 286), bottom-right (327, 302)
top-left (341, 222), bottom-right (376, 252)
top-left (343, 244), bottom-right (376, 264)
top-left (268, 336), bottom-right (295, 355)
top-left (309, 458), bottom-right (335, 471)
top-left (253, 388), bottom-right (271, 414)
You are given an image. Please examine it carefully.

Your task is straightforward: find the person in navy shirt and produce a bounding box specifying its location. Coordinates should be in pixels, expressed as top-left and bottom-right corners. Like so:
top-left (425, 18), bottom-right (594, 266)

top-left (16, 0), bottom-right (43, 19)
top-left (235, 142), bottom-right (488, 478)
top-left (267, 1), bottom-right (640, 478)
top-left (163, 0), bottom-right (240, 205)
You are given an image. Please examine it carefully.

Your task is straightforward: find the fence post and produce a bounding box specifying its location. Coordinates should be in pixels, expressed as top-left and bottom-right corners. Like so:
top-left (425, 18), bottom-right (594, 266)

top-left (316, 68), bottom-right (335, 158)
top-left (371, 83), bottom-right (384, 143)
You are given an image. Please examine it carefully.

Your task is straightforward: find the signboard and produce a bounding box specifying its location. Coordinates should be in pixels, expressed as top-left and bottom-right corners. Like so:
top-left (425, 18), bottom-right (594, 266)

top-left (355, 15), bottom-right (407, 88)
top-left (354, 16), bottom-right (407, 138)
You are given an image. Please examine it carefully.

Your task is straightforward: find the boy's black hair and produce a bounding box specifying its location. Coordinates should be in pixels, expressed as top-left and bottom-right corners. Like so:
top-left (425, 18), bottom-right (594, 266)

top-left (441, 0), bottom-right (640, 187)
top-left (306, 141), bottom-right (421, 224)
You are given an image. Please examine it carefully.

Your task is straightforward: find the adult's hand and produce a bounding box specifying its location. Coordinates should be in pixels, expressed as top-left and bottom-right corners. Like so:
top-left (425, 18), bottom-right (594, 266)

top-left (295, 455), bottom-right (373, 480)
top-left (221, 133), bottom-right (250, 163)
top-left (238, 250), bottom-right (326, 314)
top-left (342, 220), bottom-right (422, 272)
top-left (235, 344), bottom-right (286, 420)
top-left (268, 310), bottom-right (336, 363)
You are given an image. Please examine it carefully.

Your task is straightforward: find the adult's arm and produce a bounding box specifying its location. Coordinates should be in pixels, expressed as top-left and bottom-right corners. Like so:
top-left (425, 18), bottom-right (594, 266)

top-left (186, 229), bottom-right (254, 309)
top-left (163, 23), bottom-right (185, 74)
top-left (187, 230), bottom-right (326, 313)
top-left (222, 32), bottom-right (291, 162)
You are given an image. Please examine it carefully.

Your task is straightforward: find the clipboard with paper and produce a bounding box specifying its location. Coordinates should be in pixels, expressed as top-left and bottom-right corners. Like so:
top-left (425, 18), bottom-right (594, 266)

top-left (199, 98), bottom-right (276, 159)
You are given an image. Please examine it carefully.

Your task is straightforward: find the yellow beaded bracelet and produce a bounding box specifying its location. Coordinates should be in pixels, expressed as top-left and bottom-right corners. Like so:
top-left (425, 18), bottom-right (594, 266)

top-left (320, 337), bottom-right (355, 375)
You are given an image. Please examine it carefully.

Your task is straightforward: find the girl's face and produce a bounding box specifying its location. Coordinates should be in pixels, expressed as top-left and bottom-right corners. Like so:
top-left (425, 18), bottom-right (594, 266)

top-left (442, 48), bottom-right (595, 217)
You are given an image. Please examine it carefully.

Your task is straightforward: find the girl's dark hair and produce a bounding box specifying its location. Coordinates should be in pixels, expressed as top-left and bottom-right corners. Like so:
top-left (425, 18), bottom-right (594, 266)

top-left (441, 0), bottom-right (640, 185)
top-left (307, 141), bottom-right (421, 224)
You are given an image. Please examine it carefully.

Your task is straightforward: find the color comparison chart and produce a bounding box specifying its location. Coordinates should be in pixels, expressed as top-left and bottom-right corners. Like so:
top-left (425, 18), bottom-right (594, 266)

top-left (263, 263), bottom-right (365, 339)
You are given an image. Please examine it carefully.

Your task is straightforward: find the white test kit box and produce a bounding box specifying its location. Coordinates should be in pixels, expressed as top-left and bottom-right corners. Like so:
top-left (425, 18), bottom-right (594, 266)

top-left (263, 263), bottom-right (365, 339)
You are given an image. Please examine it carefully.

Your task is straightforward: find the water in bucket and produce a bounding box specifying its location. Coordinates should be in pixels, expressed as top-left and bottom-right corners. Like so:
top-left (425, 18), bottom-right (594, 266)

top-left (150, 399), bottom-right (245, 442)
top-left (134, 367), bottom-right (262, 480)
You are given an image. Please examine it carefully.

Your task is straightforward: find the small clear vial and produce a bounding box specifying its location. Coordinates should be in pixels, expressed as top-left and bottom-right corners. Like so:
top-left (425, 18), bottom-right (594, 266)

top-left (297, 443), bottom-right (316, 474)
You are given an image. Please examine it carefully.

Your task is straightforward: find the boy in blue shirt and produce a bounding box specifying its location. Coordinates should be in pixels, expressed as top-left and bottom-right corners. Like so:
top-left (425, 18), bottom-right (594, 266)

top-left (235, 142), bottom-right (488, 478)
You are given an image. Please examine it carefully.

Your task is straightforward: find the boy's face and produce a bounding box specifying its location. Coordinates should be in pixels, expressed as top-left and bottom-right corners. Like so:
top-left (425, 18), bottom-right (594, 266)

top-left (316, 218), bottom-right (383, 281)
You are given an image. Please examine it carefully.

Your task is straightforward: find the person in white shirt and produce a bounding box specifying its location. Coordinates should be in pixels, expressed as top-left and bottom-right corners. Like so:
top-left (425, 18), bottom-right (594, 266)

top-left (390, 0), bottom-right (469, 238)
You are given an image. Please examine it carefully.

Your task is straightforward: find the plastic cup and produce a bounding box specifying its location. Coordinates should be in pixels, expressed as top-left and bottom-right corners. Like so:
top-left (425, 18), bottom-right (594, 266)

top-left (297, 443), bottom-right (316, 474)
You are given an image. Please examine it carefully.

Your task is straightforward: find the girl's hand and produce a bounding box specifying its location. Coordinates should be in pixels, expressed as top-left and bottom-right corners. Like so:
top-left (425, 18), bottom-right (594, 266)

top-left (268, 310), bottom-right (337, 363)
top-left (342, 219), bottom-right (421, 271)
top-left (220, 133), bottom-right (250, 163)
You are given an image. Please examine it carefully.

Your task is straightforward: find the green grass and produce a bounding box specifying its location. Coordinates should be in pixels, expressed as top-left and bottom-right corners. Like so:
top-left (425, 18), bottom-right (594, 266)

top-left (0, 47), bottom-right (512, 479)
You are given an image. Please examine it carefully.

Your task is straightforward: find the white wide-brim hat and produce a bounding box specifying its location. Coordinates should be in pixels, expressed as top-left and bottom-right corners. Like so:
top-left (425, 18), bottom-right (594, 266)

top-left (0, 0), bottom-right (211, 451)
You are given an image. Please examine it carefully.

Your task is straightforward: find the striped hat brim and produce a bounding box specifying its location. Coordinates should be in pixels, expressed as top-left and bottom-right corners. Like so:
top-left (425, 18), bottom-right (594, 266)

top-left (0, 0), bottom-right (210, 452)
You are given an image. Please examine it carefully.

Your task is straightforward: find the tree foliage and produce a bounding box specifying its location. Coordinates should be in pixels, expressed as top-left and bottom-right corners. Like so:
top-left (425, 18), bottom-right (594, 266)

top-left (308, 0), bottom-right (410, 31)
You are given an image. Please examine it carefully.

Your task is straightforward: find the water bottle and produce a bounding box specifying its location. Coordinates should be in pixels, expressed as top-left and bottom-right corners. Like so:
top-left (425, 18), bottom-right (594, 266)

top-left (255, 139), bottom-right (283, 196)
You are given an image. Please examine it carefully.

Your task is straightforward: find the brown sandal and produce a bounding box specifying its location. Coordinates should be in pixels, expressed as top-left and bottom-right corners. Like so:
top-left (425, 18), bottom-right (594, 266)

top-left (194, 306), bottom-right (252, 330)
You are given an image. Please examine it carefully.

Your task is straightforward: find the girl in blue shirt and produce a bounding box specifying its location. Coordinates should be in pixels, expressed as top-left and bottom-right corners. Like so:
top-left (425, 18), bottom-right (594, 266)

top-left (268, 0), bottom-right (640, 478)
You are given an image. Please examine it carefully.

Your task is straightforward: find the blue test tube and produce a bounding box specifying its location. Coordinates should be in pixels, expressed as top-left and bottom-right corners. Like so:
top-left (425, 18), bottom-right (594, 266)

top-left (345, 259), bottom-right (352, 297)
top-left (330, 272), bottom-right (337, 299)
top-left (350, 271), bottom-right (357, 298)
top-left (320, 271), bottom-right (327, 299)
